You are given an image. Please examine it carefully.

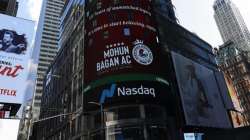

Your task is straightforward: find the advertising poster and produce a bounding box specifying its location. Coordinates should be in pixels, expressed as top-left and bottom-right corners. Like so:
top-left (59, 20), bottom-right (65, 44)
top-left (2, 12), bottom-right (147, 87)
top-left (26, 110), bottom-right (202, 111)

top-left (0, 14), bottom-right (35, 104)
top-left (171, 51), bottom-right (231, 128)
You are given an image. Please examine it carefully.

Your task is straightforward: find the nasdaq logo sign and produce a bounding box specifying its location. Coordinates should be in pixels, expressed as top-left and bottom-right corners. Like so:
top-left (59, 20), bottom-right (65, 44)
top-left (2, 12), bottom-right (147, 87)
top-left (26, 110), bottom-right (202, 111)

top-left (99, 84), bottom-right (156, 104)
top-left (99, 84), bottom-right (116, 104)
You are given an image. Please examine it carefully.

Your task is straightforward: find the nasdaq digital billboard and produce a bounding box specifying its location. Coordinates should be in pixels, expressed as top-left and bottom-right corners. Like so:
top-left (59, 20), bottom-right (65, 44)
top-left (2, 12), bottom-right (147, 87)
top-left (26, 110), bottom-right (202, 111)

top-left (84, 0), bottom-right (165, 84)
top-left (83, 80), bottom-right (170, 110)
top-left (0, 14), bottom-right (35, 104)
top-left (171, 51), bottom-right (231, 128)
top-left (84, 0), bottom-right (169, 105)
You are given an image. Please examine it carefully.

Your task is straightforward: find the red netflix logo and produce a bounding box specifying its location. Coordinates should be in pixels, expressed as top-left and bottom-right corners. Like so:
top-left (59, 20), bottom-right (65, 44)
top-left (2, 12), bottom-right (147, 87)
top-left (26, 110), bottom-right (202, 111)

top-left (0, 64), bottom-right (24, 78)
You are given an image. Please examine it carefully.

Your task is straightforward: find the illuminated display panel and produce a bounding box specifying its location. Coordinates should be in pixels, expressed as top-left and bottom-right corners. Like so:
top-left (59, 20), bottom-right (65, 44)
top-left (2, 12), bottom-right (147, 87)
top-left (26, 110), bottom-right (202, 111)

top-left (84, 0), bottom-right (165, 84)
top-left (84, 0), bottom-right (169, 106)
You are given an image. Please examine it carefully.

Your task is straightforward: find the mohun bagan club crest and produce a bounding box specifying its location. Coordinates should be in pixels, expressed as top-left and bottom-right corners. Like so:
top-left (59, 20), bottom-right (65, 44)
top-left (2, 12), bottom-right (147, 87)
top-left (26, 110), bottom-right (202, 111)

top-left (132, 39), bottom-right (153, 65)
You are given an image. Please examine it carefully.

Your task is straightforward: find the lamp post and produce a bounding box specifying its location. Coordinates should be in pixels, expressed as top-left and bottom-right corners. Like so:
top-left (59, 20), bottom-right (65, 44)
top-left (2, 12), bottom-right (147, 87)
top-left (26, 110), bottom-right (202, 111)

top-left (27, 107), bottom-right (82, 140)
top-left (27, 73), bottom-right (62, 140)
top-left (88, 101), bottom-right (104, 139)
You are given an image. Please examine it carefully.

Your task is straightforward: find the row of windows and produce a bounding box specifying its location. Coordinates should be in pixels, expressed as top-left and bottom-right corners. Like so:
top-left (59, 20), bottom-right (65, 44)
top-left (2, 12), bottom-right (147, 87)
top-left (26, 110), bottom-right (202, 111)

top-left (46, 7), bottom-right (61, 15)
top-left (46, 12), bottom-right (60, 18)
top-left (45, 16), bottom-right (60, 24)
top-left (44, 22), bottom-right (60, 29)
top-left (42, 40), bottom-right (59, 46)
top-left (47, 5), bottom-right (63, 12)
top-left (48, 0), bottom-right (64, 6)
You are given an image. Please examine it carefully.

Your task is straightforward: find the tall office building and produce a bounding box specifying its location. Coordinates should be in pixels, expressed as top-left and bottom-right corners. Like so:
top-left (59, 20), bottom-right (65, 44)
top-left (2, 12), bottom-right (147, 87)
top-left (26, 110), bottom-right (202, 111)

top-left (0, 0), bottom-right (18, 16)
top-left (32, 0), bottom-right (64, 121)
top-left (213, 0), bottom-right (250, 51)
top-left (214, 0), bottom-right (250, 126)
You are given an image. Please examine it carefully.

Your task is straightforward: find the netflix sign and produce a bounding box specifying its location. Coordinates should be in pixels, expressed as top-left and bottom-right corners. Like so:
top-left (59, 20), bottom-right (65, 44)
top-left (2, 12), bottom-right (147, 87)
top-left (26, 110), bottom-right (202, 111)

top-left (0, 14), bottom-right (35, 104)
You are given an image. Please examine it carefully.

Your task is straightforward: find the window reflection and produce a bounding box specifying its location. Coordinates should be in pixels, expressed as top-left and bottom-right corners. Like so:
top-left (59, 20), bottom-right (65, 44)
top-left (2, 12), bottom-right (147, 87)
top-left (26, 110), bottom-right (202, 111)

top-left (106, 127), bottom-right (144, 140)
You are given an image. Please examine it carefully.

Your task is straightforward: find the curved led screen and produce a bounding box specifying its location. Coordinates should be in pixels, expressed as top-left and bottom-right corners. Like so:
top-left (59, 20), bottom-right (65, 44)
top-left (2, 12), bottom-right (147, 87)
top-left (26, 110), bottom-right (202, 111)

top-left (84, 0), bottom-right (169, 105)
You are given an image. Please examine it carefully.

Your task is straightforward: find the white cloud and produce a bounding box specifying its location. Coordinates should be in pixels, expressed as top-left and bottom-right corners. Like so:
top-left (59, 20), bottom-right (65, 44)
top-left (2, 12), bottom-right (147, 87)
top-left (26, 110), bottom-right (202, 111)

top-left (17, 0), bottom-right (42, 22)
top-left (172, 0), bottom-right (250, 47)
top-left (26, 0), bottom-right (43, 21)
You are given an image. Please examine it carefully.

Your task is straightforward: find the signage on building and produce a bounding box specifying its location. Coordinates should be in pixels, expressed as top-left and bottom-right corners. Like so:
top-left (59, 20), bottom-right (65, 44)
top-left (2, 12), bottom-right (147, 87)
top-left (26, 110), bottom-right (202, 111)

top-left (84, 0), bottom-right (166, 85)
top-left (171, 51), bottom-right (232, 128)
top-left (0, 14), bottom-right (35, 104)
top-left (83, 1), bottom-right (172, 108)
top-left (83, 80), bottom-right (170, 110)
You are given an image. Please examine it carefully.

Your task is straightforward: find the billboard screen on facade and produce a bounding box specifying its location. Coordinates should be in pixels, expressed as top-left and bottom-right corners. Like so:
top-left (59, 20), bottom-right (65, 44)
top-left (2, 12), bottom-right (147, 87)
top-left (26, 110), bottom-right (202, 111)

top-left (84, 0), bottom-right (165, 85)
top-left (0, 14), bottom-right (35, 104)
top-left (171, 51), bottom-right (231, 128)
top-left (84, 0), bottom-right (170, 106)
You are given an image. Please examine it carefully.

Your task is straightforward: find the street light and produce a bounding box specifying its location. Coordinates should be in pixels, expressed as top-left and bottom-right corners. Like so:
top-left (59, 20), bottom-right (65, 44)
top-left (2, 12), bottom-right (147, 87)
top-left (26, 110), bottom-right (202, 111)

top-left (33, 107), bottom-right (82, 123)
top-left (27, 107), bottom-right (82, 140)
top-left (87, 101), bottom-right (104, 139)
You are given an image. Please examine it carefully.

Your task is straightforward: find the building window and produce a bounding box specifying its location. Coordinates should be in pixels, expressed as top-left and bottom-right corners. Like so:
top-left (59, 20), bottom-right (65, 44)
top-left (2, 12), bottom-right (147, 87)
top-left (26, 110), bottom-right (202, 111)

top-left (123, 28), bottom-right (130, 36)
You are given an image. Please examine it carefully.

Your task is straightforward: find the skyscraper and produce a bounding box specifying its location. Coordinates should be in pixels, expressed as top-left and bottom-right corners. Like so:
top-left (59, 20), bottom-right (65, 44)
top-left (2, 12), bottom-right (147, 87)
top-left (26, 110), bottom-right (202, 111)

top-left (214, 0), bottom-right (250, 126)
top-left (213, 0), bottom-right (250, 51)
top-left (32, 0), bottom-right (64, 121)
top-left (0, 0), bottom-right (18, 16)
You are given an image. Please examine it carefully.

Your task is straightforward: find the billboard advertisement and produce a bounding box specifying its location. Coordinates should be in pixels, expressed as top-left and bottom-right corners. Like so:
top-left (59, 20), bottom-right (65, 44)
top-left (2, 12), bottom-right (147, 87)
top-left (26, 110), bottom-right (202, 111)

top-left (84, 0), bottom-right (170, 106)
top-left (0, 14), bottom-right (35, 104)
top-left (171, 51), bottom-right (231, 128)
top-left (84, 0), bottom-right (166, 85)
